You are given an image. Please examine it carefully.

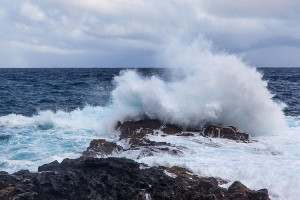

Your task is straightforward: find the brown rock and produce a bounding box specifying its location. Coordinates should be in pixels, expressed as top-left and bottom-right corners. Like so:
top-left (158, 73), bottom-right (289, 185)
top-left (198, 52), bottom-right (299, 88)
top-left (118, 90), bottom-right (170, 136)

top-left (161, 124), bottom-right (182, 135)
top-left (82, 139), bottom-right (123, 157)
top-left (164, 166), bottom-right (195, 179)
top-left (203, 125), bottom-right (249, 141)
top-left (117, 119), bottom-right (161, 140)
top-left (227, 181), bottom-right (270, 200)
top-left (117, 119), bottom-right (184, 157)
top-left (177, 132), bottom-right (195, 136)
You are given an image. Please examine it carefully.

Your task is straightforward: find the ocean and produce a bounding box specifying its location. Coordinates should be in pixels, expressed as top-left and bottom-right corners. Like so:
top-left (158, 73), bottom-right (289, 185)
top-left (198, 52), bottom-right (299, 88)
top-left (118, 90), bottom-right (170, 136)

top-left (0, 67), bottom-right (299, 199)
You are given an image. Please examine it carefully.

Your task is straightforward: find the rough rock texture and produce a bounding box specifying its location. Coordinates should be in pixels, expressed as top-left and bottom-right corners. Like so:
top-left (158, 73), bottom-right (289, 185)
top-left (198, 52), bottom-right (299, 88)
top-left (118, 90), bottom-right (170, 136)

top-left (116, 119), bottom-right (183, 157)
top-left (84, 120), bottom-right (250, 159)
top-left (203, 125), bottom-right (249, 141)
top-left (227, 181), bottom-right (270, 200)
top-left (117, 119), bottom-right (249, 142)
top-left (0, 157), bottom-right (269, 200)
top-left (83, 139), bottom-right (123, 157)
top-left (117, 119), bottom-right (161, 140)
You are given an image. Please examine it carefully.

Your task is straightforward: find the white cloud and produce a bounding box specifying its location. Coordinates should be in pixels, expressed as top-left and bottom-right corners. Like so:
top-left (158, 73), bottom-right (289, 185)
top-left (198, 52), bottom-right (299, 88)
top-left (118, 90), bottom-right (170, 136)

top-left (55, 0), bottom-right (156, 17)
top-left (0, 0), bottom-right (299, 67)
top-left (0, 8), bottom-right (7, 20)
top-left (202, 0), bottom-right (300, 19)
top-left (20, 2), bottom-right (45, 21)
top-left (9, 41), bottom-right (86, 55)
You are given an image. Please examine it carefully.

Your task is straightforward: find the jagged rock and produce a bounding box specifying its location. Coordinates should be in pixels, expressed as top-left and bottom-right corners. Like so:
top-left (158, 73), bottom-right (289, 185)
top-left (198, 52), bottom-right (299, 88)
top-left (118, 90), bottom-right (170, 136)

top-left (118, 119), bottom-right (249, 142)
top-left (112, 120), bottom-right (250, 159)
top-left (161, 124), bottom-right (182, 135)
top-left (178, 132), bottom-right (195, 136)
top-left (82, 139), bottom-right (123, 157)
top-left (159, 166), bottom-right (196, 179)
top-left (82, 138), bottom-right (182, 159)
top-left (117, 119), bottom-right (161, 140)
top-left (227, 181), bottom-right (270, 200)
top-left (203, 125), bottom-right (249, 141)
top-left (0, 157), bottom-right (269, 200)
top-left (116, 119), bottom-right (183, 157)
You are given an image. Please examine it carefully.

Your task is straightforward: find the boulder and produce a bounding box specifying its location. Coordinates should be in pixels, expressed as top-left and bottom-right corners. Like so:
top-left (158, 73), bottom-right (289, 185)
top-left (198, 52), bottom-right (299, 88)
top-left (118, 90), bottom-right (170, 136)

top-left (227, 181), bottom-right (270, 200)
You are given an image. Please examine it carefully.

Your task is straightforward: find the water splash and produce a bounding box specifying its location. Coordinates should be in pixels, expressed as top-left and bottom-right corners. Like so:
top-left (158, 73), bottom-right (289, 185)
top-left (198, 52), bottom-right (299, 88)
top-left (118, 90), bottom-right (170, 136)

top-left (112, 38), bottom-right (287, 135)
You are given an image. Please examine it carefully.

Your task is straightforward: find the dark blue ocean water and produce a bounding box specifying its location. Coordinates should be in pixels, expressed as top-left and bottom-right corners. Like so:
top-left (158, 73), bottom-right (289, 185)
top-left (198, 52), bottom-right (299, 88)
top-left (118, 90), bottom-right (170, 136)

top-left (0, 68), bottom-right (166, 117)
top-left (259, 68), bottom-right (300, 116)
top-left (0, 68), bottom-right (299, 117)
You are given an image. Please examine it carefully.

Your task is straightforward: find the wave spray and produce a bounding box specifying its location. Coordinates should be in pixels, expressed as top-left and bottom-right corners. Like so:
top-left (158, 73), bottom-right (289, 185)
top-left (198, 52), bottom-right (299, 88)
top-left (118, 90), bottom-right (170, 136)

top-left (112, 37), bottom-right (287, 136)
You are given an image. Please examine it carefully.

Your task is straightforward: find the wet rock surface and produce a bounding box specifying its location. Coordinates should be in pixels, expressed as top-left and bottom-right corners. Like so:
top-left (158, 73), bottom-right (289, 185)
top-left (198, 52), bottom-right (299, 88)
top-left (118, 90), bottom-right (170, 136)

top-left (0, 157), bottom-right (269, 200)
top-left (117, 119), bottom-right (249, 142)
top-left (83, 139), bottom-right (123, 157)
top-left (203, 125), bottom-right (249, 141)
top-left (116, 119), bottom-right (184, 157)
top-left (84, 119), bottom-right (251, 160)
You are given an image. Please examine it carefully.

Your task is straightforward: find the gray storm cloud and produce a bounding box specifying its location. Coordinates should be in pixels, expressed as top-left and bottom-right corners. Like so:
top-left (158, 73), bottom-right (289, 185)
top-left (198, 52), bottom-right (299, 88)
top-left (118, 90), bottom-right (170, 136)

top-left (0, 0), bottom-right (300, 67)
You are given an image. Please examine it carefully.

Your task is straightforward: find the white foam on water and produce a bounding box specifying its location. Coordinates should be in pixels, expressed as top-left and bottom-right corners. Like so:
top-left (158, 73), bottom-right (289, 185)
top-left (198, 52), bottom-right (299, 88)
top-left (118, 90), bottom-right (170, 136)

top-left (0, 106), bottom-right (119, 173)
top-left (0, 105), bottom-right (117, 134)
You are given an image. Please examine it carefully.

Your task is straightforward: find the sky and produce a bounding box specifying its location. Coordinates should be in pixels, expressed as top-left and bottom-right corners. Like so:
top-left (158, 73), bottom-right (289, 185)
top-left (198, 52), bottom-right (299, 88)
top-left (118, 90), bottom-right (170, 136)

top-left (0, 0), bottom-right (300, 68)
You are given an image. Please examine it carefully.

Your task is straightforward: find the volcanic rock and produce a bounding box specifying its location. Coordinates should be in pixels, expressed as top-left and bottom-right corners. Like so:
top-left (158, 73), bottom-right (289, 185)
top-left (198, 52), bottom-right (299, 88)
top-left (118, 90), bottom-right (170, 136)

top-left (227, 181), bottom-right (270, 200)
top-left (117, 119), bottom-right (161, 140)
top-left (115, 119), bottom-right (184, 157)
top-left (203, 125), bottom-right (249, 141)
top-left (110, 119), bottom-right (251, 160)
top-left (0, 157), bottom-right (269, 200)
top-left (161, 124), bottom-right (182, 135)
top-left (83, 139), bottom-right (123, 158)
top-left (118, 119), bottom-right (249, 142)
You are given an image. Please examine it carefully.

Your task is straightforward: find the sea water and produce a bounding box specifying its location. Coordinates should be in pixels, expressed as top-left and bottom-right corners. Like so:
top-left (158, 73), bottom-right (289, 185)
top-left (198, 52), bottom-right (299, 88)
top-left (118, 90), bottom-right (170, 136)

top-left (0, 67), bottom-right (299, 199)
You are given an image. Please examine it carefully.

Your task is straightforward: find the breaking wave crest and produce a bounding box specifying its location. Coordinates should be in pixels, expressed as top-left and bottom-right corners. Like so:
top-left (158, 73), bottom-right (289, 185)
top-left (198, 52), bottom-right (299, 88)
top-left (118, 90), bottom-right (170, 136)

top-left (112, 38), bottom-right (287, 136)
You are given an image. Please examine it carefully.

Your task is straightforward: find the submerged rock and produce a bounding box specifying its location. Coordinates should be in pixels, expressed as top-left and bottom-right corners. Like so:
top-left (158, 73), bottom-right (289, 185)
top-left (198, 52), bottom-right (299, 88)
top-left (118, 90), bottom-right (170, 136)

top-left (0, 157), bottom-right (269, 200)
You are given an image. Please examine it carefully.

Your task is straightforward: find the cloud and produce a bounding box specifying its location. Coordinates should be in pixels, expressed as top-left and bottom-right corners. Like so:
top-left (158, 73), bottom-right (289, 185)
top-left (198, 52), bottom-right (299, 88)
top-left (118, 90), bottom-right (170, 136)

top-left (9, 41), bottom-right (86, 54)
top-left (20, 2), bottom-right (45, 21)
top-left (0, 0), bottom-right (299, 67)
top-left (202, 0), bottom-right (300, 19)
top-left (0, 8), bottom-right (7, 20)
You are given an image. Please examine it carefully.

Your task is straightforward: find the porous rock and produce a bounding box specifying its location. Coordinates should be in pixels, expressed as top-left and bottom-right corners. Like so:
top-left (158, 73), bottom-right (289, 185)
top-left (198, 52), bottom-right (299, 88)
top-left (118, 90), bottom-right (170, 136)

top-left (0, 157), bottom-right (269, 200)
top-left (203, 125), bottom-right (249, 141)
top-left (82, 139), bottom-right (123, 157)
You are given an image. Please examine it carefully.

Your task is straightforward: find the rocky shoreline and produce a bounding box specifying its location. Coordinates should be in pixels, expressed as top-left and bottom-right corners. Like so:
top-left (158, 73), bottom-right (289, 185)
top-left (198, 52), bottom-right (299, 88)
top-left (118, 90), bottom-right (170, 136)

top-left (0, 119), bottom-right (270, 200)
